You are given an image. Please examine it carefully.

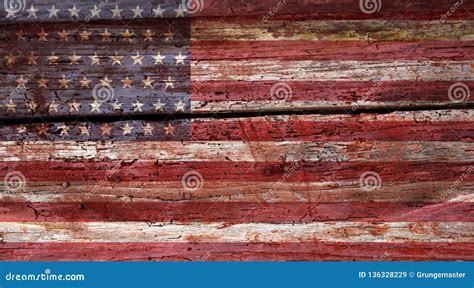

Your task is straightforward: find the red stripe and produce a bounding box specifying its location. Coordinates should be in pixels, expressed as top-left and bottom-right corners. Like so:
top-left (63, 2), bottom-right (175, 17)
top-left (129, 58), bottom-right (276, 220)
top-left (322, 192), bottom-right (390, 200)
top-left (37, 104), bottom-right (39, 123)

top-left (191, 41), bottom-right (474, 61)
top-left (191, 80), bottom-right (474, 102)
top-left (191, 120), bottom-right (474, 141)
top-left (194, 0), bottom-right (474, 20)
top-left (1, 202), bottom-right (471, 222)
top-left (1, 161), bottom-right (472, 182)
top-left (1, 242), bottom-right (472, 261)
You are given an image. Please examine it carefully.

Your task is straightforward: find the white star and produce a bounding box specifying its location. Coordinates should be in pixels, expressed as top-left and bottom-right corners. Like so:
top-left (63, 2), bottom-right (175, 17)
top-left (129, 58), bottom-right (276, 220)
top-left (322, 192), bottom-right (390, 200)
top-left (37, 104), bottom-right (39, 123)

top-left (111, 4), bottom-right (123, 18)
top-left (79, 125), bottom-right (90, 136)
top-left (131, 5), bottom-right (143, 18)
top-left (153, 101), bottom-right (165, 111)
top-left (27, 101), bottom-right (38, 112)
top-left (15, 75), bottom-right (29, 89)
top-left (27, 5), bottom-right (39, 18)
top-left (175, 5), bottom-right (185, 17)
top-left (48, 5), bottom-right (60, 18)
top-left (174, 52), bottom-right (186, 65)
top-left (153, 52), bottom-right (166, 65)
top-left (48, 99), bottom-right (59, 113)
top-left (90, 101), bottom-right (102, 112)
top-left (164, 76), bottom-right (174, 90)
top-left (68, 100), bottom-right (81, 112)
top-left (57, 124), bottom-right (70, 136)
top-left (68, 5), bottom-right (81, 17)
top-left (89, 5), bottom-right (101, 18)
top-left (131, 52), bottom-right (144, 65)
top-left (6, 8), bottom-right (17, 18)
top-left (5, 99), bottom-right (16, 112)
top-left (143, 123), bottom-right (154, 135)
top-left (175, 100), bottom-right (185, 112)
top-left (132, 100), bottom-right (144, 112)
top-left (121, 123), bottom-right (134, 135)
top-left (17, 126), bottom-right (27, 134)
top-left (153, 5), bottom-right (164, 17)
top-left (111, 100), bottom-right (123, 111)
top-left (89, 52), bottom-right (100, 65)
top-left (100, 124), bottom-right (112, 136)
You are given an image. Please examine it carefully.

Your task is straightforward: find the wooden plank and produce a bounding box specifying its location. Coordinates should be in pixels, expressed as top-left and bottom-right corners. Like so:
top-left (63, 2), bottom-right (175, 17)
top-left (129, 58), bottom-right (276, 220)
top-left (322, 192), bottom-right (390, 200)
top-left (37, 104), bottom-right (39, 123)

top-left (0, 110), bottom-right (472, 141)
top-left (0, 141), bottom-right (472, 162)
top-left (2, 181), bottom-right (472, 203)
top-left (2, 20), bottom-right (473, 117)
top-left (1, 202), bottom-right (472, 222)
top-left (190, 20), bottom-right (474, 41)
top-left (1, 222), bottom-right (472, 243)
top-left (2, 242), bottom-right (472, 261)
top-left (2, 0), bottom-right (473, 22)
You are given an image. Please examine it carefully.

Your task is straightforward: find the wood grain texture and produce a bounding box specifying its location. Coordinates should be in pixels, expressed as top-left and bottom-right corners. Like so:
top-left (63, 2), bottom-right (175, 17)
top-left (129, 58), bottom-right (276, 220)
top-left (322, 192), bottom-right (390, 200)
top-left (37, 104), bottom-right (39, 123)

top-left (1, 202), bottom-right (472, 222)
top-left (1, 222), bottom-right (472, 242)
top-left (2, 181), bottom-right (472, 203)
top-left (2, 0), bottom-right (473, 22)
top-left (0, 141), bottom-right (472, 162)
top-left (1, 19), bottom-right (473, 116)
top-left (2, 242), bottom-right (473, 261)
top-left (1, 0), bottom-right (473, 262)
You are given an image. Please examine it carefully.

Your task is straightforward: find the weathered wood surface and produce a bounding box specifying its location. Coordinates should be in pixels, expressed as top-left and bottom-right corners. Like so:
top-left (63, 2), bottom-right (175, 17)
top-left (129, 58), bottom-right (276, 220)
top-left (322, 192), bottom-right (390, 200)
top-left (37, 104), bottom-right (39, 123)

top-left (0, 0), bottom-right (473, 261)
top-left (1, 0), bottom-right (473, 22)
top-left (2, 242), bottom-right (473, 261)
top-left (1, 19), bottom-right (473, 117)
top-left (0, 111), bottom-right (472, 225)
top-left (2, 222), bottom-right (472, 242)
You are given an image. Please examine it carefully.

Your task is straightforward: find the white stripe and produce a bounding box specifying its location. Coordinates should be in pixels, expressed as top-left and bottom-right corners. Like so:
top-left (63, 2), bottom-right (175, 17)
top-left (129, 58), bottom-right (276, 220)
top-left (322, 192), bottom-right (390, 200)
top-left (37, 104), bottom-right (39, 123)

top-left (1, 222), bottom-right (471, 243)
top-left (0, 141), bottom-right (472, 162)
top-left (192, 60), bottom-right (474, 81)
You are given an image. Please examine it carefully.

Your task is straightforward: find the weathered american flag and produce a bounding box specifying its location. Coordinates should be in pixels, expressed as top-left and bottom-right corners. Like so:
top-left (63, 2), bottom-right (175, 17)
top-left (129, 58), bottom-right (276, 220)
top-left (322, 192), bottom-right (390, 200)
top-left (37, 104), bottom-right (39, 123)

top-left (0, 0), bottom-right (473, 261)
